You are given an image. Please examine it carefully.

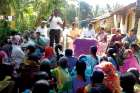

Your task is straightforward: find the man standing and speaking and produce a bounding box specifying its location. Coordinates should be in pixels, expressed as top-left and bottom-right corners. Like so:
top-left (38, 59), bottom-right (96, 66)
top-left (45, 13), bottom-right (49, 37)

top-left (48, 9), bottom-right (63, 47)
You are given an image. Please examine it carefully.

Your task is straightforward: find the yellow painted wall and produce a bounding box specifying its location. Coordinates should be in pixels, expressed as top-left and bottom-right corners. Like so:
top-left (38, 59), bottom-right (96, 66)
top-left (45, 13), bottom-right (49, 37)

top-left (92, 21), bottom-right (100, 32)
top-left (131, 12), bottom-right (135, 29)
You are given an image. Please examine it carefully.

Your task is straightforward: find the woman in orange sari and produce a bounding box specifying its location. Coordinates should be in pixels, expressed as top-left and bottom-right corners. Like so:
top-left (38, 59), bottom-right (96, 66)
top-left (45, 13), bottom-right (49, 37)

top-left (95, 61), bottom-right (121, 93)
top-left (67, 22), bottom-right (81, 49)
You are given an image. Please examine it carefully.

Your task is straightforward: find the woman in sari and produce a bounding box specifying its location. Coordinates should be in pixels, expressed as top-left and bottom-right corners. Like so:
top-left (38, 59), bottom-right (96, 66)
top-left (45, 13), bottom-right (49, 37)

top-left (95, 61), bottom-right (121, 93)
top-left (96, 27), bottom-right (108, 55)
top-left (67, 22), bottom-right (81, 49)
top-left (120, 49), bottom-right (140, 74)
top-left (51, 57), bottom-right (72, 93)
top-left (41, 46), bottom-right (56, 68)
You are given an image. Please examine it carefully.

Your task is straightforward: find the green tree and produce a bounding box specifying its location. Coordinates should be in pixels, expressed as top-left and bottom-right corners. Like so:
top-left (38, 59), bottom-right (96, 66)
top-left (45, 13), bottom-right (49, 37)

top-left (106, 3), bottom-right (123, 12)
top-left (79, 1), bottom-right (93, 20)
top-left (0, 0), bottom-right (70, 31)
top-left (0, 0), bottom-right (12, 15)
top-left (92, 5), bottom-right (106, 17)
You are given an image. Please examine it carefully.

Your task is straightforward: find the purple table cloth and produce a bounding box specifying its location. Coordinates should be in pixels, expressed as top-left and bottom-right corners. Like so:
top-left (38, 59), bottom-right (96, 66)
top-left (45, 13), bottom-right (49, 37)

top-left (73, 39), bottom-right (97, 57)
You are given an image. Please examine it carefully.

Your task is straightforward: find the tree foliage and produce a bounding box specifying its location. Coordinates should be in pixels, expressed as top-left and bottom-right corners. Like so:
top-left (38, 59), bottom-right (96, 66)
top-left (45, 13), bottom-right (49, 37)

top-left (92, 5), bottom-right (106, 18)
top-left (0, 0), bottom-right (65, 31)
top-left (106, 3), bottom-right (123, 12)
top-left (79, 1), bottom-right (93, 20)
top-left (0, 0), bottom-right (12, 15)
top-left (0, 0), bottom-right (123, 31)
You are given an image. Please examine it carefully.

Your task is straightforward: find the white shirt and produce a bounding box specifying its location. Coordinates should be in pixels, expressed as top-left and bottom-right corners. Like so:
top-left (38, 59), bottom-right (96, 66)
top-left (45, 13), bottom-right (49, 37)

top-left (11, 45), bottom-right (25, 69)
top-left (49, 16), bottom-right (63, 30)
top-left (81, 28), bottom-right (95, 38)
top-left (36, 26), bottom-right (48, 37)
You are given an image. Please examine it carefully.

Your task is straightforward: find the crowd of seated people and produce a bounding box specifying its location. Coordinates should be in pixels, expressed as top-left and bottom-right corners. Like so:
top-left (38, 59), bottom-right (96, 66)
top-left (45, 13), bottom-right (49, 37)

top-left (0, 28), bottom-right (139, 93)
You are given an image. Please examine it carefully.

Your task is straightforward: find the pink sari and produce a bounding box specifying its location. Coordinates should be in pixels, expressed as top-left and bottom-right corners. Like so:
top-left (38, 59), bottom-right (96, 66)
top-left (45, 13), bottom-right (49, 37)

top-left (97, 42), bottom-right (108, 56)
top-left (120, 56), bottom-right (140, 74)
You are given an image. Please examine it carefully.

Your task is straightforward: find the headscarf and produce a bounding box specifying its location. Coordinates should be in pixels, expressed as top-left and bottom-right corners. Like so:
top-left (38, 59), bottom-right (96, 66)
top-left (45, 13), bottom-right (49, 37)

top-left (123, 49), bottom-right (133, 58)
top-left (51, 57), bottom-right (72, 92)
top-left (45, 47), bottom-right (54, 59)
top-left (99, 61), bottom-right (116, 77)
top-left (95, 61), bottom-right (121, 93)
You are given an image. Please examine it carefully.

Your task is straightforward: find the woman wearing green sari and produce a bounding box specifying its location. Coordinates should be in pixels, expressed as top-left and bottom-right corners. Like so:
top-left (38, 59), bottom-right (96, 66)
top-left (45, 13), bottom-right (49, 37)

top-left (51, 57), bottom-right (72, 93)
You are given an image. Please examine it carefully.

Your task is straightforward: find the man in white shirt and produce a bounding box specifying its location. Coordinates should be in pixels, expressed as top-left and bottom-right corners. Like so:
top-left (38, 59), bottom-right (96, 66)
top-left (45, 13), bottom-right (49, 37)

top-left (48, 9), bottom-right (63, 47)
top-left (81, 23), bottom-right (96, 39)
top-left (36, 21), bottom-right (48, 37)
top-left (11, 35), bottom-right (25, 69)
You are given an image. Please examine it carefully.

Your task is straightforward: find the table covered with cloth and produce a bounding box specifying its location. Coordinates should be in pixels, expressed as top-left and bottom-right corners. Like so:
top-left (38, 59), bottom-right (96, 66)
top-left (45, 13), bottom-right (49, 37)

top-left (73, 39), bottom-right (97, 57)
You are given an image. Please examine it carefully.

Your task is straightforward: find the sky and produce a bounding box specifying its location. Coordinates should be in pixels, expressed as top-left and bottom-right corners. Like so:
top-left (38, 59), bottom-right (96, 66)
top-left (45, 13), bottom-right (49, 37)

top-left (79, 0), bottom-right (136, 7)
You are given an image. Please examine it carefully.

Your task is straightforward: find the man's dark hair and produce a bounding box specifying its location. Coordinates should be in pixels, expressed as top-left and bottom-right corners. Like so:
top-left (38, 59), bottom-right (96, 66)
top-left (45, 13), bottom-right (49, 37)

top-left (34, 71), bottom-right (49, 82)
top-left (107, 48), bottom-right (116, 56)
top-left (120, 72), bottom-right (136, 92)
top-left (28, 55), bottom-right (39, 62)
top-left (58, 57), bottom-right (68, 69)
top-left (40, 62), bottom-right (51, 77)
top-left (32, 80), bottom-right (50, 93)
top-left (76, 61), bottom-right (86, 81)
top-left (54, 9), bottom-right (58, 12)
top-left (116, 29), bottom-right (121, 32)
top-left (72, 22), bottom-right (76, 27)
top-left (131, 29), bottom-right (134, 32)
top-left (91, 71), bottom-right (104, 84)
top-left (100, 27), bottom-right (104, 30)
top-left (90, 45), bottom-right (97, 55)
top-left (127, 68), bottom-right (140, 84)
top-left (65, 49), bottom-right (73, 57)
top-left (36, 32), bottom-right (41, 36)
top-left (26, 45), bottom-right (36, 54)
top-left (131, 43), bottom-right (139, 50)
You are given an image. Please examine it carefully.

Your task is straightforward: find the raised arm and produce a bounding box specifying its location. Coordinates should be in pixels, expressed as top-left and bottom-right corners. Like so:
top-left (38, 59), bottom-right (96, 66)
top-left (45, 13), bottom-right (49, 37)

top-left (48, 13), bottom-right (54, 22)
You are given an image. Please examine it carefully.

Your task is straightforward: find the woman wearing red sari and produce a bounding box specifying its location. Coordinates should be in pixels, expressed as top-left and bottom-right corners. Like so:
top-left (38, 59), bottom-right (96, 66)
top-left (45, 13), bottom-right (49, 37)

top-left (41, 46), bottom-right (56, 68)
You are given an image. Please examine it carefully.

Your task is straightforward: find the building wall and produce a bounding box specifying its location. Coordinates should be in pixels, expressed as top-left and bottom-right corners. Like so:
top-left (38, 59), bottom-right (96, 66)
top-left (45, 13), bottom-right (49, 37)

top-left (131, 11), bottom-right (135, 29)
top-left (113, 15), bottom-right (118, 28)
top-left (124, 14), bottom-right (128, 33)
top-left (137, 19), bottom-right (140, 41)
top-left (119, 10), bottom-right (135, 34)
top-left (92, 21), bottom-right (100, 32)
top-left (120, 16), bottom-right (127, 34)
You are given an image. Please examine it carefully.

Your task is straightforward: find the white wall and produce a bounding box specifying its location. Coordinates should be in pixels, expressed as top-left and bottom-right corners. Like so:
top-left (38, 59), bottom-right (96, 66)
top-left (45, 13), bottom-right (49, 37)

top-left (137, 19), bottom-right (140, 41)
top-left (120, 16), bottom-right (127, 34)
top-left (114, 15), bottom-right (118, 28)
